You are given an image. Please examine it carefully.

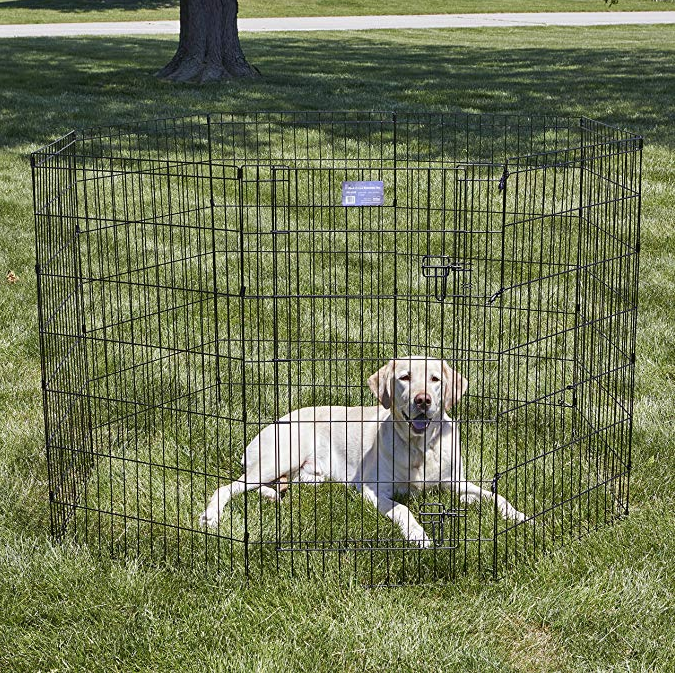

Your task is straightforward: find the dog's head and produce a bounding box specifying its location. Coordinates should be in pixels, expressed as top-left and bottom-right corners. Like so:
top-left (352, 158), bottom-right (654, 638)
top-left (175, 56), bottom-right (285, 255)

top-left (367, 356), bottom-right (468, 437)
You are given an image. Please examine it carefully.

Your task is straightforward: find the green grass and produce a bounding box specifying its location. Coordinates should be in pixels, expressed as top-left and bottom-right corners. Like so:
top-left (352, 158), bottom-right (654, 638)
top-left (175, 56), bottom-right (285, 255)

top-left (1, 23), bottom-right (675, 671)
top-left (0, 0), bottom-right (673, 25)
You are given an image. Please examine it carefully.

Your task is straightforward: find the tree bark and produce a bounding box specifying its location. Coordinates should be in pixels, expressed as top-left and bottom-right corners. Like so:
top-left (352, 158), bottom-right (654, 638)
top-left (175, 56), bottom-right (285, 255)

top-left (157, 0), bottom-right (259, 83)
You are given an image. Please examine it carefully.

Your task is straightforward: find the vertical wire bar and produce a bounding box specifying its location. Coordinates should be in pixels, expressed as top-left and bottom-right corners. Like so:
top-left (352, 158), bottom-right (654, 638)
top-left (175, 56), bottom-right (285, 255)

top-left (573, 120), bottom-right (587, 536)
top-left (32, 152), bottom-right (58, 540)
top-left (624, 137), bottom-right (642, 516)
top-left (207, 116), bottom-right (222, 406)
top-left (392, 112), bottom-right (399, 583)
top-left (71, 132), bottom-right (96, 548)
top-left (492, 161), bottom-right (509, 578)
top-left (236, 165), bottom-right (250, 579)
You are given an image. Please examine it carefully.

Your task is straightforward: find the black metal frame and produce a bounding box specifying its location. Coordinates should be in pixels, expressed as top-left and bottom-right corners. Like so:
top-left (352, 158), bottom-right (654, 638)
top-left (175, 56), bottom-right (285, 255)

top-left (32, 112), bottom-right (642, 583)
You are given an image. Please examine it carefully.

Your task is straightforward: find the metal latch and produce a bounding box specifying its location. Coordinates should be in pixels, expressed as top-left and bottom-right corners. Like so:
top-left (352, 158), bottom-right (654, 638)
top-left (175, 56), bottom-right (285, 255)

top-left (421, 255), bottom-right (472, 301)
top-left (419, 502), bottom-right (460, 546)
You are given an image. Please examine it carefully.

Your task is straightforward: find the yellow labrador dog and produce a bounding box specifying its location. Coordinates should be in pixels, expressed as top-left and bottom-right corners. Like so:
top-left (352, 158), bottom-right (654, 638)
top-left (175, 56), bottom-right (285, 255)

top-left (200, 356), bottom-right (525, 547)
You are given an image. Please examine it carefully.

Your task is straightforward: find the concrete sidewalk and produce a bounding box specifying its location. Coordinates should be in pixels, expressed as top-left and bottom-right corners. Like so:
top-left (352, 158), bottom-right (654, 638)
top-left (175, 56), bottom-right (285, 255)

top-left (1, 11), bottom-right (674, 38)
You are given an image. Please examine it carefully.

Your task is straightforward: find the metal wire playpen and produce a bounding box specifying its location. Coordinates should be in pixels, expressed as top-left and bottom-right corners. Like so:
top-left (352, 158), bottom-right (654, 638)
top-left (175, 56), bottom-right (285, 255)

top-left (33, 112), bottom-right (642, 583)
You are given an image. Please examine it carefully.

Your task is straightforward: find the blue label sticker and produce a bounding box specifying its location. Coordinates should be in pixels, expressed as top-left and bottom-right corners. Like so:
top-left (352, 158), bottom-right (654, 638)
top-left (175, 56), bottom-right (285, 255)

top-left (341, 180), bottom-right (384, 206)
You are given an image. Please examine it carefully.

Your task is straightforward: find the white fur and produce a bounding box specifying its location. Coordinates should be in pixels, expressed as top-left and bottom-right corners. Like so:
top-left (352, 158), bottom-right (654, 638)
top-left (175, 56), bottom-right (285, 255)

top-left (200, 356), bottom-right (525, 547)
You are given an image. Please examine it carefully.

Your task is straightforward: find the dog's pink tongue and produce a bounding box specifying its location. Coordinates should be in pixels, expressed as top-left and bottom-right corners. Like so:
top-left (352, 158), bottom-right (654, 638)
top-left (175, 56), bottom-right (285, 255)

top-left (411, 418), bottom-right (428, 432)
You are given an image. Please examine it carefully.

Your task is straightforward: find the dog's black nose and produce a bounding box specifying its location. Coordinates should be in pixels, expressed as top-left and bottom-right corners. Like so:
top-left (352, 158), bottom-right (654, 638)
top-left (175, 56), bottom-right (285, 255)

top-left (414, 392), bottom-right (432, 409)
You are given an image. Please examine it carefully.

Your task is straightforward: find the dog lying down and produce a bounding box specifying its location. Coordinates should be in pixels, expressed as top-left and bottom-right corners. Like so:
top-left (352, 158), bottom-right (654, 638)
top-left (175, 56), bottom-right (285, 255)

top-left (200, 356), bottom-right (526, 547)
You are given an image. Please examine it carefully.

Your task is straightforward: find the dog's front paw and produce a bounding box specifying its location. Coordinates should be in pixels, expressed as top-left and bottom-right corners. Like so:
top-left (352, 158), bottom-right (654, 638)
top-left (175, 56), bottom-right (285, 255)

top-left (408, 527), bottom-right (433, 548)
top-left (258, 485), bottom-right (281, 502)
top-left (199, 508), bottom-right (220, 528)
top-left (506, 507), bottom-right (527, 523)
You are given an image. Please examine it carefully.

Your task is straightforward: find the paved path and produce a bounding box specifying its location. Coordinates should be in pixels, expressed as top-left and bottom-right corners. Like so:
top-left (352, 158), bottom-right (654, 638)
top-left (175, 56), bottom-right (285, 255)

top-left (1, 11), bottom-right (675, 38)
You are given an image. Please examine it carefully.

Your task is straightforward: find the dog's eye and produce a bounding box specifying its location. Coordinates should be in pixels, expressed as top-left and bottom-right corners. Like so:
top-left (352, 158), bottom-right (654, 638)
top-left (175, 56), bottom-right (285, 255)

top-left (430, 375), bottom-right (440, 383)
top-left (399, 373), bottom-right (410, 381)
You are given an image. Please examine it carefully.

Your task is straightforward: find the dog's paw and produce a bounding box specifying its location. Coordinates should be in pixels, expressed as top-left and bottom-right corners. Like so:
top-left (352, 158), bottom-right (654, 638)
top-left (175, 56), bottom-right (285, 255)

top-left (408, 527), bottom-right (433, 548)
top-left (259, 485), bottom-right (281, 503)
top-left (199, 508), bottom-right (220, 528)
top-left (507, 507), bottom-right (528, 524)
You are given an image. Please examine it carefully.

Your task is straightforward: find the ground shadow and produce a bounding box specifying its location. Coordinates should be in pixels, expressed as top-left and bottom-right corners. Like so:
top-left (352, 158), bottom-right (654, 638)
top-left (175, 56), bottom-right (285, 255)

top-left (0, 27), bottom-right (673, 152)
top-left (0, 0), bottom-right (175, 13)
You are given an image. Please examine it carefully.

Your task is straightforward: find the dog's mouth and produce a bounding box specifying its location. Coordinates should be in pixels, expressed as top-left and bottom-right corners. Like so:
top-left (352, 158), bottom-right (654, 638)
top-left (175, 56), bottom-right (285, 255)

top-left (401, 410), bottom-right (432, 434)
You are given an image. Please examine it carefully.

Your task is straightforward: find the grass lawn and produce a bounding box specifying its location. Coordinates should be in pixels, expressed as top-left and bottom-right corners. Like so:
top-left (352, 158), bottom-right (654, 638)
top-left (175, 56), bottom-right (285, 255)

top-left (0, 0), bottom-right (673, 25)
top-left (1, 23), bottom-right (675, 671)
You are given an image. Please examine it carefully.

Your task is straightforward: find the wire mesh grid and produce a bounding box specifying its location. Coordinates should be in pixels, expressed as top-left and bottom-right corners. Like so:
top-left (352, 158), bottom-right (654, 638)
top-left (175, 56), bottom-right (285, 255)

top-left (32, 112), bottom-right (642, 584)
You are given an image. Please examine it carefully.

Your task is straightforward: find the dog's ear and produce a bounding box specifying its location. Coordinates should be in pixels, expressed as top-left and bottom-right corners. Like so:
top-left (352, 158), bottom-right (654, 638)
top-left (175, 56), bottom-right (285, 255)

top-left (442, 361), bottom-right (469, 411)
top-left (368, 360), bottom-right (394, 409)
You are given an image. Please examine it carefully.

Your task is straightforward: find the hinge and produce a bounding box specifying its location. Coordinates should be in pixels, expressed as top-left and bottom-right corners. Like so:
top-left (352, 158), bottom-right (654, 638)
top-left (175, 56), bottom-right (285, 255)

top-left (498, 167), bottom-right (510, 192)
top-left (487, 288), bottom-right (504, 305)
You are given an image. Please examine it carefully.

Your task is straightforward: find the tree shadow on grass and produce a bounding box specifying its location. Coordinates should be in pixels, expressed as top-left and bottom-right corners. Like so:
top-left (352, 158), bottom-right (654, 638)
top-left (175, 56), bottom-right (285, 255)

top-left (0, 28), bottom-right (673, 151)
top-left (0, 0), bottom-right (175, 13)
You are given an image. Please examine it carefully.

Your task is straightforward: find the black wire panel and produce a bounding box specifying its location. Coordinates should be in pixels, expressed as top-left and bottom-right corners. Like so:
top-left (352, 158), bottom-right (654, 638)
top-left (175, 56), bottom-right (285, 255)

top-left (32, 113), bottom-right (642, 584)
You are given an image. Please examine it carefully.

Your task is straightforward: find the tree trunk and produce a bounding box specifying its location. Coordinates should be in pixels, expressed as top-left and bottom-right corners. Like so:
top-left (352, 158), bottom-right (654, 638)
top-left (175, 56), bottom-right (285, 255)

top-left (157, 0), bottom-right (259, 83)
